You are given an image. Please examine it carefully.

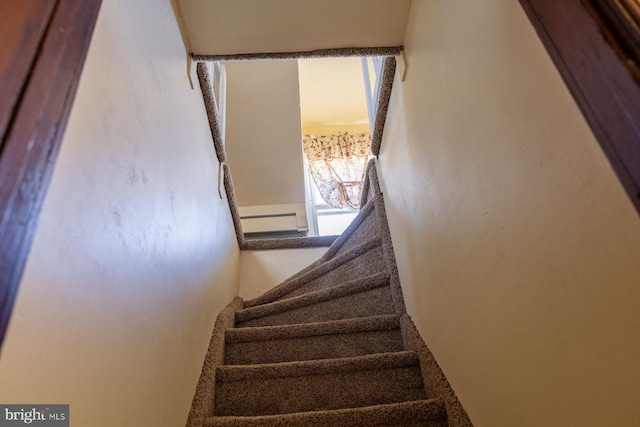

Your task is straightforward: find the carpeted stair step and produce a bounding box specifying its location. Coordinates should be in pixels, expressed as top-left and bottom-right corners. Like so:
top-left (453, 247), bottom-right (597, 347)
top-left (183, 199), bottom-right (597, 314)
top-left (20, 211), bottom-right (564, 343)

top-left (315, 196), bottom-right (378, 259)
top-left (203, 399), bottom-right (448, 427)
top-left (225, 314), bottom-right (404, 365)
top-left (214, 351), bottom-right (427, 416)
top-left (279, 243), bottom-right (385, 301)
top-left (243, 236), bottom-right (384, 308)
top-left (331, 199), bottom-right (382, 257)
top-left (245, 197), bottom-right (380, 294)
top-left (235, 272), bottom-right (394, 327)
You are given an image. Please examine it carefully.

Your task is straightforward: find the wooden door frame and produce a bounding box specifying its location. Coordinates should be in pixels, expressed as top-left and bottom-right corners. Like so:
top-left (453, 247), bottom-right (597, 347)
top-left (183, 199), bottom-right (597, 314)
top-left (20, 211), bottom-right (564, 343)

top-left (0, 0), bottom-right (102, 349)
top-left (519, 0), bottom-right (640, 214)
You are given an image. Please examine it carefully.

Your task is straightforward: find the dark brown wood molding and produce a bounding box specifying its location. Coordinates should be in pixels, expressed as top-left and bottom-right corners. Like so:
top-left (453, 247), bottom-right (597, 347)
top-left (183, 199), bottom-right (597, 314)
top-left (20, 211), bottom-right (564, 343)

top-left (0, 1), bottom-right (56, 145)
top-left (0, 0), bottom-right (102, 349)
top-left (583, 0), bottom-right (640, 81)
top-left (519, 0), bottom-right (640, 214)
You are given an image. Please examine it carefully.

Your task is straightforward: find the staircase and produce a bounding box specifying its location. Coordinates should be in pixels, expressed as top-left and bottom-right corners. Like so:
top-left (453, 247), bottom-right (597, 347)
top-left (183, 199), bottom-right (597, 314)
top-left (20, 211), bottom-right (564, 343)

top-left (187, 162), bottom-right (472, 426)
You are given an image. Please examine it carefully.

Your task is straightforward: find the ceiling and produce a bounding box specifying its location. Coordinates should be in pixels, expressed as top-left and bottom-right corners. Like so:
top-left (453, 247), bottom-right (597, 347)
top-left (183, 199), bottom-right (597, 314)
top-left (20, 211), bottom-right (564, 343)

top-left (176, 0), bottom-right (411, 56)
top-left (174, 0), bottom-right (408, 131)
top-left (298, 57), bottom-right (370, 128)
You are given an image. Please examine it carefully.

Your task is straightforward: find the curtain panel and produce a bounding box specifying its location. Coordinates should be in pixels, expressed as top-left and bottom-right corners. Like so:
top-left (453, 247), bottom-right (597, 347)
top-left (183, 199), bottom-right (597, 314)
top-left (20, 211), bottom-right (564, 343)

top-left (302, 132), bottom-right (371, 210)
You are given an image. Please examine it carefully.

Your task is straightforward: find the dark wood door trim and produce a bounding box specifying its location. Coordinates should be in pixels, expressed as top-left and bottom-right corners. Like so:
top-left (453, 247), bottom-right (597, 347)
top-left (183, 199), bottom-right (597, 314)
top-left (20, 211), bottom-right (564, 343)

top-left (0, 0), bottom-right (102, 350)
top-left (519, 0), bottom-right (640, 214)
top-left (0, 1), bottom-right (57, 144)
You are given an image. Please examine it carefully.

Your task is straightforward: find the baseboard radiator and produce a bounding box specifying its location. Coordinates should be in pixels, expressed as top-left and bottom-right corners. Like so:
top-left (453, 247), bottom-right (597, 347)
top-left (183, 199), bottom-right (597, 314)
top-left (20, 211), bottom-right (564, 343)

top-left (239, 203), bottom-right (308, 240)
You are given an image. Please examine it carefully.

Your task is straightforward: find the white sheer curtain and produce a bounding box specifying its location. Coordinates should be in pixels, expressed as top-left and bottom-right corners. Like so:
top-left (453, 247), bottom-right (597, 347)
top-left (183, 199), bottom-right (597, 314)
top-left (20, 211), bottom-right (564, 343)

top-left (302, 132), bottom-right (371, 210)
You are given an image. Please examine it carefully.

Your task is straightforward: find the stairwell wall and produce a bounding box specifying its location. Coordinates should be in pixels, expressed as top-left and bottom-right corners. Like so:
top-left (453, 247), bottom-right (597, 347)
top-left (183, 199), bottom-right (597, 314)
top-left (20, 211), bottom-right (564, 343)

top-left (238, 248), bottom-right (328, 300)
top-left (0, 1), bottom-right (240, 426)
top-left (378, 1), bottom-right (640, 426)
top-left (224, 60), bottom-right (306, 208)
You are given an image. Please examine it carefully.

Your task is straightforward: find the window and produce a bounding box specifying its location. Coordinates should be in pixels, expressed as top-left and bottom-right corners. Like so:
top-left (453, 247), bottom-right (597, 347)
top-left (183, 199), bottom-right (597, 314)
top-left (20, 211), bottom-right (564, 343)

top-left (304, 158), bottom-right (359, 236)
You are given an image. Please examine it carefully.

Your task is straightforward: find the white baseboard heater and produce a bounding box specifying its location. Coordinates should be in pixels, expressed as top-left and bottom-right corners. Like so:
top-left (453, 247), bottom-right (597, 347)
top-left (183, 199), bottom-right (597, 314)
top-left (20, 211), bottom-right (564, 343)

top-left (239, 203), bottom-right (308, 239)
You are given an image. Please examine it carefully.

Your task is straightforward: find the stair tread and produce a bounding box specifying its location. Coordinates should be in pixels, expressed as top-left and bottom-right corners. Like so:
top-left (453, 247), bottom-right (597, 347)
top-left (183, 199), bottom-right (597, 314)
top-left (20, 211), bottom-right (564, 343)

top-left (279, 243), bottom-right (386, 301)
top-left (226, 314), bottom-right (400, 342)
top-left (215, 351), bottom-right (426, 416)
top-left (318, 196), bottom-right (378, 260)
top-left (224, 314), bottom-right (405, 365)
top-left (217, 351), bottom-right (418, 382)
top-left (332, 200), bottom-right (380, 256)
top-left (249, 197), bottom-right (377, 294)
top-left (225, 331), bottom-right (405, 365)
top-left (236, 284), bottom-right (395, 328)
top-left (235, 272), bottom-right (389, 323)
top-left (187, 160), bottom-right (471, 427)
top-left (243, 235), bottom-right (382, 308)
top-left (203, 399), bottom-right (447, 427)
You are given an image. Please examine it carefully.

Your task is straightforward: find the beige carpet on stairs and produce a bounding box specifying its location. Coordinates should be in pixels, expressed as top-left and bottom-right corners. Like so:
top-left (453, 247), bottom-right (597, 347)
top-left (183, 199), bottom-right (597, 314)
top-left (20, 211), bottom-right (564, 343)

top-left (186, 160), bottom-right (472, 427)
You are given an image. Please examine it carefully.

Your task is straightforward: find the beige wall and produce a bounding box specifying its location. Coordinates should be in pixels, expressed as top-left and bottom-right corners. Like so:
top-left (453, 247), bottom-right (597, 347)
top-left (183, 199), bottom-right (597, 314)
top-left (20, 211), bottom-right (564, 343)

top-left (238, 248), bottom-right (328, 300)
top-left (378, 2), bottom-right (640, 426)
top-left (224, 60), bottom-right (306, 208)
top-left (0, 1), bottom-right (240, 426)
top-left (298, 57), bottom-right (370, 132)
top-left (303, 124), bottom-right (370, 136)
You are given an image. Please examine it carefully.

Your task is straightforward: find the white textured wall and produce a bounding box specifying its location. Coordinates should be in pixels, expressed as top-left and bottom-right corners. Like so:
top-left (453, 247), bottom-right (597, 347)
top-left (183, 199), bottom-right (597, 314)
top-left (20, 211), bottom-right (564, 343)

top-left (238, 248), bottom-right (328, 300)
top-left (0, 1), bottom-right (240, 426)
top-left (298, 57), bottom-right (369, 129)
top-left (378, 1), bottom-right (640, 426)
top-left (224, 60), bottom-right (306, 208)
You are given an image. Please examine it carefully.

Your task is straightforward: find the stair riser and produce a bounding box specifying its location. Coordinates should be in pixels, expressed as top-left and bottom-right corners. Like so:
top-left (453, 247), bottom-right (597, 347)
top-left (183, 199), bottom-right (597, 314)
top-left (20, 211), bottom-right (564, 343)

top-left (215, 366), bottom-right (426, 416)
top-left (245, 237), bottom-right (381, 308)
top-left (205, 418), bottom-right (448, 427)
top-left (236, 286), bottom-right (395, 328)
top-left (188, 159), bottom-right (472, 427)
top-left (203, 399), bottom-right (447, 427)
top-left (205, 418), bottom-right (447, 427)
top-left (225, 329), bottom-right (404, 365)
top-left (392, 422), bottom-right (449, 427)
top-left (276, 245), bottom-right (386, 301)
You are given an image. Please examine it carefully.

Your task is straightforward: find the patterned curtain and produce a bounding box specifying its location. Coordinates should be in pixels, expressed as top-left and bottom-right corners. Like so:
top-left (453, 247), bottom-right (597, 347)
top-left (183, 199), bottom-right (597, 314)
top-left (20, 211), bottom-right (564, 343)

top-left (302, 132), bottom-right (371, 210)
